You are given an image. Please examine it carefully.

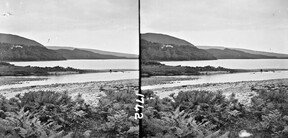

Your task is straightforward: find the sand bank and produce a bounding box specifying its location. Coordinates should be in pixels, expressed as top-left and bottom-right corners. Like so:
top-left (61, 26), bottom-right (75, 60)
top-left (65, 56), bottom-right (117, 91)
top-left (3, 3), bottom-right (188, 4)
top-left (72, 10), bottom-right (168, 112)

top-left (0, 79), bottom-right (138, 106)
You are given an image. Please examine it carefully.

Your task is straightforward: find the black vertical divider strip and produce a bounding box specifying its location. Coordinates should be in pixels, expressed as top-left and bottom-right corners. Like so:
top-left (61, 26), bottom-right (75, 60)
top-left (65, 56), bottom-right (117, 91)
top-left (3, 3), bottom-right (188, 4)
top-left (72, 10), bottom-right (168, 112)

top-left (138, 0), bottom-right (143, 137)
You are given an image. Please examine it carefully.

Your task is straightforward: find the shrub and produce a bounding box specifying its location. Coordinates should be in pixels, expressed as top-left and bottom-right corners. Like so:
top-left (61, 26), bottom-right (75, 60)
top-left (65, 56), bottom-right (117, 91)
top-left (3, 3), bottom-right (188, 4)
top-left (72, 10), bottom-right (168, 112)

top-left (142, 90), bottom-right (243, 137)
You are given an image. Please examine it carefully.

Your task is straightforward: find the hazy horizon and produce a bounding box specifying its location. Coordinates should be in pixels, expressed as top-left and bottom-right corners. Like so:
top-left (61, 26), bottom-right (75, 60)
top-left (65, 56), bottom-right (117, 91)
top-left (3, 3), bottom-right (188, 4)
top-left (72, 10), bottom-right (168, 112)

top-left (0, 0), bottom-right (138, 55)
top-left (141, 0), bottom-right (288, 54)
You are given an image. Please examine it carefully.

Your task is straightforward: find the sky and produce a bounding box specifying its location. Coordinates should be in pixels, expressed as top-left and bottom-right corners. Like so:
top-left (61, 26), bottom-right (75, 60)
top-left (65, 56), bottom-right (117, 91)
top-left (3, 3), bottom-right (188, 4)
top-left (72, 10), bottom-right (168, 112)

top-left (0, 0), bottom-right (138, 54)
top-left (141, 0), bottom-right (288, 54)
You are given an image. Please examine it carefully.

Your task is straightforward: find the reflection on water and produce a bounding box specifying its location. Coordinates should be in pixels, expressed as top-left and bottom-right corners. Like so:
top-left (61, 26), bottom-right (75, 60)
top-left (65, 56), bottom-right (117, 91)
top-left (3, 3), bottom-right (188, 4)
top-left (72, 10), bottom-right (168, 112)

top-left (10, 59), bottom-right (138, 70)
top-left (162, 59), bottom-right (288, 69)
top-left (0, 71), bottom-right (139, 90)
top-left (142, 71), bottom-right (288, 90)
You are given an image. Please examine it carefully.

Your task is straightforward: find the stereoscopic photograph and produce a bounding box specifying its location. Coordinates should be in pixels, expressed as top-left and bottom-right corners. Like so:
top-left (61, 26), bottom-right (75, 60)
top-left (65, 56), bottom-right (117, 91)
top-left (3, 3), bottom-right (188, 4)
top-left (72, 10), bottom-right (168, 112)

top-left (1, 0), bottom-right (288, 137)
top-left (0, 0), bottom-right (139, 137)
top-left (141, 0), bottom-right (288, 137)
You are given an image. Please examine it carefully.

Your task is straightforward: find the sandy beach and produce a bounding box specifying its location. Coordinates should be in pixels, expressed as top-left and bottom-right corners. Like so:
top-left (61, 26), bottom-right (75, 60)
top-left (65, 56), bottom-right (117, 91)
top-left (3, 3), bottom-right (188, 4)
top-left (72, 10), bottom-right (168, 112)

top-left (141, 76), bottom-right (198, 86)
top-left (0, 79), bottom-right (138, 106)
top-left (144, 78), bottom-right (288, 105)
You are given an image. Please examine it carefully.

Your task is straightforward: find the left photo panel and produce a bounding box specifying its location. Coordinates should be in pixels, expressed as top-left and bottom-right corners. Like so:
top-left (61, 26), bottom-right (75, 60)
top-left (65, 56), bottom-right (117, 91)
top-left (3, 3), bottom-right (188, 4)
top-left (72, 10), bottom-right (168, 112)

top-left (0, 0), bottom-right (139, 137)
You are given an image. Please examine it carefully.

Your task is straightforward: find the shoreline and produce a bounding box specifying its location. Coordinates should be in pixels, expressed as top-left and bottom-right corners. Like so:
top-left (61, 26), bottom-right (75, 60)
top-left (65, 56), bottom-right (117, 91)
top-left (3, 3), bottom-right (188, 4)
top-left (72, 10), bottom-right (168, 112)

top-left (144, 78), bottom-right (288, 105)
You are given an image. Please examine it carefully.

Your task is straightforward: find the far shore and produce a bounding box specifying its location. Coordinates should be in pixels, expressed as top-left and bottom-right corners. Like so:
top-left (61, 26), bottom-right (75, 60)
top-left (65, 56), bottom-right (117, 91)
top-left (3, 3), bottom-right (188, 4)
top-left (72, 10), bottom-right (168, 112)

top-left (0, 61), bottom-right (138, 76)
top-left (47, 69), bottom-right (138, 75)
top-left (141, 61), bottom-right (288, 77)
top-left (198, 68), bottom-right (288, 75)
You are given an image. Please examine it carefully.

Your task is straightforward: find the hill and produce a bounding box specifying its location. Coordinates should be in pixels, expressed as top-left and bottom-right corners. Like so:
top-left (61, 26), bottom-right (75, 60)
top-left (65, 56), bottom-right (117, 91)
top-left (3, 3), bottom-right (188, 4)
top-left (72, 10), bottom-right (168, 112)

top-left (141, 33), bottom-right (192, 46)
top-left (197, 46), bottom-right (288, 59)
top-left (233, 48), bottom-right (288, 58)
top-left (0, 34), bottom-right (65, 61)
top-left (54, 49), bottom-right (131, 59)
top-left (205, 48), bottom-right (276, 59)
top-left (0, 33), bottom-right (43, 47)
top-left (141, 33), bottom-right (216, 61)
top-left (47, 46), bottom-right (138, 59)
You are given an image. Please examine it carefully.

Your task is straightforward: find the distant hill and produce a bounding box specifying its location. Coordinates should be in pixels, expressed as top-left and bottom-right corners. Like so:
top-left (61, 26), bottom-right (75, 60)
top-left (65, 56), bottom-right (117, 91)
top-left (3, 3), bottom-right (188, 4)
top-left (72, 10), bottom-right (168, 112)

top-left (197, 46), bottom-right (288, 59)
top-left (205, 48), bottom-right (276, 59)
top-left (0, 34), bottom-right (65, 61)
top-left (233, 48), bottom-right (288, 58)
top-left (141, 33), bottom-right (216, 61)
top-left (54, 49), bottom-right (131, 59)
top-left (47, 46), bottom-right (138, 59)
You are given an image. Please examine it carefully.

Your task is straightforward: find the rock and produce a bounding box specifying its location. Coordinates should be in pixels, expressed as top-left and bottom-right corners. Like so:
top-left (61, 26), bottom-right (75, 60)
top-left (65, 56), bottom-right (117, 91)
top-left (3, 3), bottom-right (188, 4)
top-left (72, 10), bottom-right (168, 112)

top-left (239, 130), bottom-right (253, 137)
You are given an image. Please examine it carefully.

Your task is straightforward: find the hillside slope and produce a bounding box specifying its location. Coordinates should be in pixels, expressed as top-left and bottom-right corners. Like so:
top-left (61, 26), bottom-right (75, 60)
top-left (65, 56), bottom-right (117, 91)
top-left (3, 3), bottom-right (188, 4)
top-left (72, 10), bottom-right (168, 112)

top-left (0, 34), bottom-right (65, 61)
top-left (205, 48), bottom-right (277, 59)
top-left (234, 48), bottom-right (288, 58)
top-left (141, 33), bottom-right (192, 46)
top-left (197, 46), bottom-right (288, 59)
top-left (0, 33), bottom-right (43, 47)
top-left (47, 46), bottom-right (138, 59)
top-left (54, 49), bottom-right (130, 59)
top-left (141, 33), bottom-right (216, 61)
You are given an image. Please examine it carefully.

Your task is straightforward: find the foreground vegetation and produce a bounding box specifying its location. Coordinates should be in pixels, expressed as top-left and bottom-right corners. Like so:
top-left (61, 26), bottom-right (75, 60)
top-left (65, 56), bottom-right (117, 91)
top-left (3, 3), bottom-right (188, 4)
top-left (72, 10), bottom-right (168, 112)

top-left (141, 61), bottom-right (235, 77)
top-left (142, 83), bottom-right (288, 137)
top-left (0, 89), bottom-right (139, 137)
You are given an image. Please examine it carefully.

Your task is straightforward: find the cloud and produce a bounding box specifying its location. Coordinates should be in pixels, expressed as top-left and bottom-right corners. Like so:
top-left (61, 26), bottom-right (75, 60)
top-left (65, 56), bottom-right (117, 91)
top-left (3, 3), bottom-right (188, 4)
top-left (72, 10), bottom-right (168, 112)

top-left (141, 0), bottom-right (288, 53)
top-left (0, 0), bottom-right (138, 32)
top-left (142, 0), bottom-right (288, 32)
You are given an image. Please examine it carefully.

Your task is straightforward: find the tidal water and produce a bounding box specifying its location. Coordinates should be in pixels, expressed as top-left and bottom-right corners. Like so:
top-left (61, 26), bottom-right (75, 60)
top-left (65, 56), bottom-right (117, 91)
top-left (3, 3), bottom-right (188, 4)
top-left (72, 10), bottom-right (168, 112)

top-left (0, 71), bottom-right (139, 90)
top-left (0, 59), bottom-right (139, 90)
top-left (142, 71), bottom-right (288, 90)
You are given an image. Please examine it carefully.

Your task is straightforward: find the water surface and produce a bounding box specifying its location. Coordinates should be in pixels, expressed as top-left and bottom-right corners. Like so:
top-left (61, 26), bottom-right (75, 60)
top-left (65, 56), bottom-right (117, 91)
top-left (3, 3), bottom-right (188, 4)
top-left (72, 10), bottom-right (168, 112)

top-left (162, 59), bottom-right (288, 69)
top-left (0, 71), bottom-right (139, 90)
top-left (142, 71), bottom-right (288, 90)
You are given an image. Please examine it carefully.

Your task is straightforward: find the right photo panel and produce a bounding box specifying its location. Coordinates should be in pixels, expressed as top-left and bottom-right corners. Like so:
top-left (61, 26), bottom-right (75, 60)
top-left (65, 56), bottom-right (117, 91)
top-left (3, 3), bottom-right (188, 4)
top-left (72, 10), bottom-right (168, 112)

top-left (140, 0), bottom-right (288, 137)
